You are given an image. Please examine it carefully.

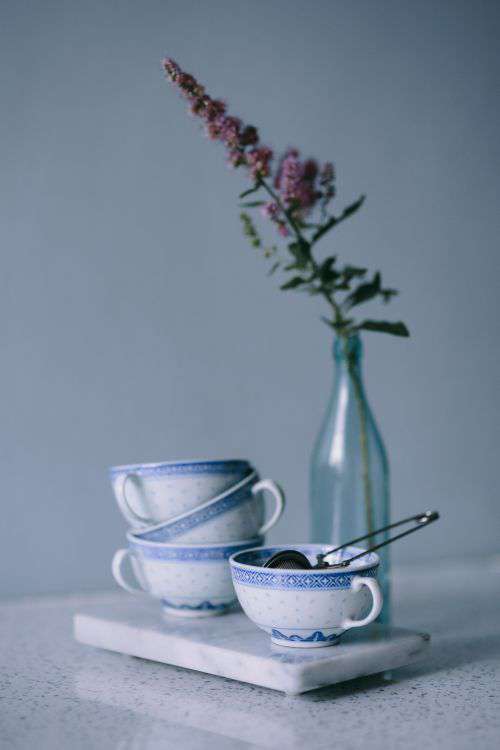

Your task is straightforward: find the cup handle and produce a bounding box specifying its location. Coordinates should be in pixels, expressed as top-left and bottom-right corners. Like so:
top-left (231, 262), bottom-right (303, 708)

top-left (111, 549), bottom-right (144, 594)
top-left (115, 473), bottom-right (151, 526)
top-left (341, 576), bottom-right (383, 629)
top-left (252, 479), bottom-right (286, 535)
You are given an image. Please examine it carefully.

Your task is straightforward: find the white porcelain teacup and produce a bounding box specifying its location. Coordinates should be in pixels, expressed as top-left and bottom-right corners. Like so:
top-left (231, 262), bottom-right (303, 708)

top-left (112, 532), bottom-right (263, 618)
top-left (132, 471), bottom-right (285, 544)
top-left (109, 458), bottom-right (252, 527)
top-left (230, 544), bottom-right (382, 647)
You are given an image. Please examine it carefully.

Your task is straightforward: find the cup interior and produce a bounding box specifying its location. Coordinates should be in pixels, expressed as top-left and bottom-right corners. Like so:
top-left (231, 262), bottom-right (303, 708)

top-left (230, 544), bottom-right (379, 573)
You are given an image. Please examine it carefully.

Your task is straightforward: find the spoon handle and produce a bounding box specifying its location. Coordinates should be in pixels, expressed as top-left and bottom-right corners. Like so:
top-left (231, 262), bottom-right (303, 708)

top-left (317, 511), bottom-right (440, 568)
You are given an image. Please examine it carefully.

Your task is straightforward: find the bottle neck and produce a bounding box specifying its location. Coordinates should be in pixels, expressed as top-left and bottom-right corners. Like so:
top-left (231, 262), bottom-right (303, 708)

top-left (333, 333), bottom-right (363, 376)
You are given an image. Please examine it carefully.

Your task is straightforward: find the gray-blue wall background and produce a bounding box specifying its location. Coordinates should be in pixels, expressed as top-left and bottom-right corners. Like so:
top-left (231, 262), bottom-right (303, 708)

top-left (2, 0), bottom-right (499, 598)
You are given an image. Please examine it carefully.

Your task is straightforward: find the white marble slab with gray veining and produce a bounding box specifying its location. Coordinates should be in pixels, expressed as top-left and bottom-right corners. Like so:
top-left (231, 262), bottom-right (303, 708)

top-left (74, 600), bottom-right (430, 694)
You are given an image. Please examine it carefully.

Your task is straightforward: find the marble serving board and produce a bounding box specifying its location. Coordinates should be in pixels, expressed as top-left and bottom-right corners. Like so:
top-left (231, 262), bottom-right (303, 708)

top-left (73, 596), bottom-right (430, 695)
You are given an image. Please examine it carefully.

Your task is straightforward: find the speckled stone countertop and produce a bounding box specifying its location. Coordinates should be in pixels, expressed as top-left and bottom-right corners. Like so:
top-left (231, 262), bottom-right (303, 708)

top-left (1, 559), bottom-right (499, 750)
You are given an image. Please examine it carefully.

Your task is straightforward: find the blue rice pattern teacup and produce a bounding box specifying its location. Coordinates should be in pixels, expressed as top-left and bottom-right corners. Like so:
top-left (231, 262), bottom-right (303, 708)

top-left (112, 532), bottom-right (263, 618)
top-left (109, 458), bottom-right (252, 528)
top-left (131, 471), bottom-right (285, 544)
top-left (230, 544), bottom-right (382, 647)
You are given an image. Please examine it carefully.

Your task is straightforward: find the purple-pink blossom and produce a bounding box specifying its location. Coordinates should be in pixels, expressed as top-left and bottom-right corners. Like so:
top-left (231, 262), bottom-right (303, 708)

top-left (162, 57), bottom-right (336, 238)
top-left (162, 58), bottom-right (271, 179)
top-left (274, 149), bottom-right (321, 215)
top-left (261, 202), bottom-right (289, 237)
top-left (261, 202), bottom-right (279, 219)
top-left (247, 146), bottom-right (273, 180)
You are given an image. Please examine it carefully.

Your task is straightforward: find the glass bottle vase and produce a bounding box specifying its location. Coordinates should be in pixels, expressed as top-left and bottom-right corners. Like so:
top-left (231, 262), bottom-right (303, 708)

top-left (309, 333), bottom-right (391, 623)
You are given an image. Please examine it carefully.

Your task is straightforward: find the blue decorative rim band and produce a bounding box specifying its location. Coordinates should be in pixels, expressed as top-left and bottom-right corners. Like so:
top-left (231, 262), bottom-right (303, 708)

top-left (110, 460), bottom-right (251, 479)
top-left (161, 599), bottom-right (230, 611)
top-left (271, 629), bottom-right (340, 643)
top-left (231, 565), bottom-right (378, 590)
top-left (131, 539), bottom-right (261, 562)
top-left (137, 483), bottom-right (255, 542)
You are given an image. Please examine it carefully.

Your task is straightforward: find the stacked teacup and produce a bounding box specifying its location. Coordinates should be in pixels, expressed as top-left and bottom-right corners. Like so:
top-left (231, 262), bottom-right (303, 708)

top-left (110, 459), bottom-right (285, 617)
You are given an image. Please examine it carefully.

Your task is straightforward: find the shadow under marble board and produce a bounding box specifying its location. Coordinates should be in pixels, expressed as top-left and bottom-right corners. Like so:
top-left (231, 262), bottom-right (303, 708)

top-left (73, 596), bottom-right (430, 695)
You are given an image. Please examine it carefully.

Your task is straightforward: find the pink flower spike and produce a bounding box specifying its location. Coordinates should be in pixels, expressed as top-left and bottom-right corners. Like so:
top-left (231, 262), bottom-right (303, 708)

top-left (205, 120), bottom-right (221, 140)
top-left (189, 98), bottom-right (205, 116)
top-left (218, 116), bottom-right (242, 148)
top-left (303, 159), bottom-right (318, 182)
top-left (240, 125), bottom-right (259, 146)
top-left (162, 60), bottom-right (273, 184)
top-left (202, 98), bottom-right (226, 122)
top-left (261, 201), bottom-right (279, 219)
top-left (227, 150), bottom-right (246, 168)
top-left (275, 148), bottom-right (322, 214)
top-left (162, 58), bottom-right (180, 81)
top-left (247, 146), bottom-right (273, 180)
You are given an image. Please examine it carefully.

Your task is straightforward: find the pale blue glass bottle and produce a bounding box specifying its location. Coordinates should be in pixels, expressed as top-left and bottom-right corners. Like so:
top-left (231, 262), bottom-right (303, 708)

top-left (310, 333), bottom-right (391, 623)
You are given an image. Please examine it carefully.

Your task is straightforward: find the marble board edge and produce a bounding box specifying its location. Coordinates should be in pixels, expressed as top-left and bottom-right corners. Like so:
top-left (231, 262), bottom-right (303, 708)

top-left (73, 612), bottom-right (430, 696)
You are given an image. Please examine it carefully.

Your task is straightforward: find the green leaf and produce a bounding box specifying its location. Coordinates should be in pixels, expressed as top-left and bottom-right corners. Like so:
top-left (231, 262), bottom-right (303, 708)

top-left (318, 256), bottom-right (339, 283)
top-left (239, 184), bottom-right (260, 199)
top-left (239, 200), bottom-right (265, 208)
top-left (311, 216), bottom-right (337, 244)
top-left (240, 212), bottom-right (262, 248)
top-left (311, 195), bottom-right (365, 244)
top-left (342, 265), bottom-right (367, 281)
top-left (342, 195), bottom-right (365, 218)
top-left (287, 240), bottom-right (311, 267)
top-left (344, 272), bottom-right (381, 309)
top-left (268, 261), bottom-right (280, 276)
top-left (280, 276), bottom-right (307, 290)
top-left (357, 320), bottom-right (410, 337)
top-left (381, 288), bottom-right (398, 303)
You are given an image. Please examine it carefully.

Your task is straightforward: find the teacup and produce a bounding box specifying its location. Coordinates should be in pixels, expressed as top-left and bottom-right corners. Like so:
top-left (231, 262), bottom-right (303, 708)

top-left (230, 544), bottom-right (382, 647)
top-left (132, 471), bottom-right (285, 544)
top-left (109, 458), bottom-right (252, 527)
top-left (112, 532), bottom-right (263, 617)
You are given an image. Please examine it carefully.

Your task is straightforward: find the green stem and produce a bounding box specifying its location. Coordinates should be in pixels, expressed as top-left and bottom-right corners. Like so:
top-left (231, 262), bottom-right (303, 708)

top-left (259, 179), bottom-right (373, 536)
top-left (258, 180), bottom-right (374, 535)
top-left (258, 178), bottom-right (306, 244)
top-left (258, 178), bottom-right (352, 331)
top-left (344, 337), bottom-right (374, 538)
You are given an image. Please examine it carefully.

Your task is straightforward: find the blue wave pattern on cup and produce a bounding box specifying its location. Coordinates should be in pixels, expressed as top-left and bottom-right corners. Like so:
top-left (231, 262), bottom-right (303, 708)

top-left (271, 629), bottom-right (340, 644)
top-left (134, 482), bottom-right (256, 542)
top-left (161, 599), bottom-right (229, 613)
